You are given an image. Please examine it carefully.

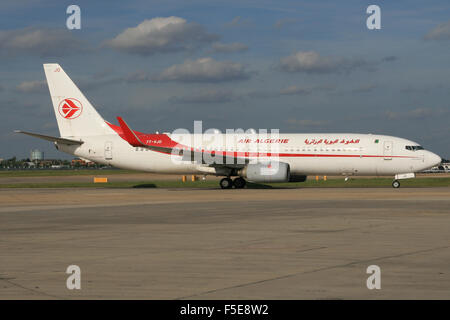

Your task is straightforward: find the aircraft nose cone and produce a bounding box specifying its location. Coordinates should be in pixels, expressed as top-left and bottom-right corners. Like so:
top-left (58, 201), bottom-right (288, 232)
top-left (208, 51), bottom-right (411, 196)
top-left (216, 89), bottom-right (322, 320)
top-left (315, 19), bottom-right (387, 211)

top-left (429, 152), bottom-right (441, 167)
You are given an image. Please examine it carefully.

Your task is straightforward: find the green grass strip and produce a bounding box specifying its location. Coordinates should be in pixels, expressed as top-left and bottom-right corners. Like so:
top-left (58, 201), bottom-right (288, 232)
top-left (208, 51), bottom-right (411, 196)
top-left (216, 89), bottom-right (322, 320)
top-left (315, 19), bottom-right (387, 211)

top-left (0, 177), bottom-right (448, 189)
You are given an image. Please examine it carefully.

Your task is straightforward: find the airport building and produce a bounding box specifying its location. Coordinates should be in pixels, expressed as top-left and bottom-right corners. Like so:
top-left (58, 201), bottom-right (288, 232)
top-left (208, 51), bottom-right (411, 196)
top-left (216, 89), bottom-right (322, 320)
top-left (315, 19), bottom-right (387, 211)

top-left (71, 158), bottom-right (95, 167)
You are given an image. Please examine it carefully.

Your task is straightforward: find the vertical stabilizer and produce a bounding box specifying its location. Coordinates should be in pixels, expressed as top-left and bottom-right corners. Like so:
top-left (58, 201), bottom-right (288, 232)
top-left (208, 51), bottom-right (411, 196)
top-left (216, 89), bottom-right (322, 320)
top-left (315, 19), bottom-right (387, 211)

top-left (43, 63), bottom-right (114, 137)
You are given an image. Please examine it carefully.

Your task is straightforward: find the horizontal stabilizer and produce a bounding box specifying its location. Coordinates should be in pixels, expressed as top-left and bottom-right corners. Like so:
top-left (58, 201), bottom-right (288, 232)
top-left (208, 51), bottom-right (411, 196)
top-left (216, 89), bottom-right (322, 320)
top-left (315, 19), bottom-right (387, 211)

top-left (14, 130), bottom-right (84, 145)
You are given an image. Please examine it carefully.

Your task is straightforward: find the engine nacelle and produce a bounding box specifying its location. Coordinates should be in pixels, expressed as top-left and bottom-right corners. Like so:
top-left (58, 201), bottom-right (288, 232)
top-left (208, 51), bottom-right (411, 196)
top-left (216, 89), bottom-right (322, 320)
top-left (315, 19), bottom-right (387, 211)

top-left (289, 174), bottom-right (307, 182)
top-left (239, 162), bottom-right (290, 183)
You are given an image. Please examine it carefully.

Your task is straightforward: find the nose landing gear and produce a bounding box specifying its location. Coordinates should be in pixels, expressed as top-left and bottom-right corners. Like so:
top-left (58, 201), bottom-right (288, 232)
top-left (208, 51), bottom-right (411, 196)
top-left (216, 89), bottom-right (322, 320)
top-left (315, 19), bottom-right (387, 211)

top-left (391, 173), bottom-right (415, 188)
top-left (392, 180), bottom-right (401, 188)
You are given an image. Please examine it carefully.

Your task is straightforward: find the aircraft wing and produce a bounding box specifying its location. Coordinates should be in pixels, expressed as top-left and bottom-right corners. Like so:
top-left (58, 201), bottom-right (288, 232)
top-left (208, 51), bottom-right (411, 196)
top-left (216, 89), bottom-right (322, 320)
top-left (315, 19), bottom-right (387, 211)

top-left (14, 130), bottom-right (84, 145)
top-left (116, 117), bottom-right (248, 167)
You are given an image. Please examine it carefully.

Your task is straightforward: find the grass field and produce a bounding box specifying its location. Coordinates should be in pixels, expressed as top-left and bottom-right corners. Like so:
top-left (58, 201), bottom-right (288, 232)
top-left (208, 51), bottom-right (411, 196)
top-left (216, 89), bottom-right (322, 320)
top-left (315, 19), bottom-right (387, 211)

top-left (0, 169), bottom-right (138, 177)
top-left (0, 177), bottom-right (448, 189)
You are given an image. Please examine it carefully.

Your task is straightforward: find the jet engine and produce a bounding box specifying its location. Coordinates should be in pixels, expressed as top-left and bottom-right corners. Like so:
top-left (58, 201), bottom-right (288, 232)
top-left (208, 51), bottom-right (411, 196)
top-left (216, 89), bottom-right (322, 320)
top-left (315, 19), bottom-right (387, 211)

top-left (239, 162), bottom-right (290, 183)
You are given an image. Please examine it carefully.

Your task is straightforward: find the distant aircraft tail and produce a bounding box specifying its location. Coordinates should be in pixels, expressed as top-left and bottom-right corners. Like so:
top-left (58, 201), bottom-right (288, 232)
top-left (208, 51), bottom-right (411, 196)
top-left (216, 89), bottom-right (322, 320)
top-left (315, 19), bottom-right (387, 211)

top-left (43, 63), bottom-right (114, 138)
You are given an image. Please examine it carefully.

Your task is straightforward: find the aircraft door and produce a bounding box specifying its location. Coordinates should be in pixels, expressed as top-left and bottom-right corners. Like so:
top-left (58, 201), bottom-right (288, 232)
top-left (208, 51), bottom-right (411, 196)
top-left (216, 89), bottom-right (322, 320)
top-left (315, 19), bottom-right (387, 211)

top-left (383, 141), bottom-right (393, 160)
top-left (105, 141), bottom-right (113, 160)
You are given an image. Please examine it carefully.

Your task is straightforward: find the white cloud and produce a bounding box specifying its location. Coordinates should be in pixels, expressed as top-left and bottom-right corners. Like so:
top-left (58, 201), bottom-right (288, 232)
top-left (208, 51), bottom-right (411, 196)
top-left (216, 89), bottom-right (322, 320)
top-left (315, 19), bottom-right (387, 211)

top-left (274, 18), bottom-right (298, 29)
top-left (424, 21), bottom-right (450, 40)
top-left (247, 84), bottom-right (336, 99)
top-left (17, 75), bottom-right (123, 94)
top-left (16, 80), bottom-right (47, 93)
top-left (170, 89), bottom-right (235, 104)
top-left (123, 71), bottom-right (152, 83)
top-left (227, 16), bottom-right (242, 27)
top-left (279, 85), bottom-right (312, 95)
top-left (279, 51), bottom-right (371, 74)
top-left (106, 17), bottom-right (218, 55)
top-left (211, 42), bottom-right (248, 53)
top-left (153, 57), bottom-right (251, 82)
top-left (0, 27), bottom-right (82, 57)
top-left (225, 16), bottom-right (252, 28)
top-left (385, 108), bottom-right (435, 120)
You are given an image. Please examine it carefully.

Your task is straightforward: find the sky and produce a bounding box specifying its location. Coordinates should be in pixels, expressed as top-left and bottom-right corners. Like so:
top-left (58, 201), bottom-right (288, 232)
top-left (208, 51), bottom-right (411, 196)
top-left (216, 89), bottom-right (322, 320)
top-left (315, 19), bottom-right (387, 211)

top-left (0, 0), bottom-right (449, 160)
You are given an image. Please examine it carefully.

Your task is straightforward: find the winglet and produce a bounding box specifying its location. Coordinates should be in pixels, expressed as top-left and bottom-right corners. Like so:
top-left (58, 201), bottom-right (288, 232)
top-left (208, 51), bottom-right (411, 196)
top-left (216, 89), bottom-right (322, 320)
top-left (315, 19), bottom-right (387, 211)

top-left (116, 117), bottom-right (145, 147)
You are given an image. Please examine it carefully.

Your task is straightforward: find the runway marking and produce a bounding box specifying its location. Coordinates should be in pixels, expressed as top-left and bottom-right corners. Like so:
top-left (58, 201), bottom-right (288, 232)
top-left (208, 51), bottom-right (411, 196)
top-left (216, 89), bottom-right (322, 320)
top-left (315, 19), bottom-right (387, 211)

top-left (175, 245), bottom-right (450, 299)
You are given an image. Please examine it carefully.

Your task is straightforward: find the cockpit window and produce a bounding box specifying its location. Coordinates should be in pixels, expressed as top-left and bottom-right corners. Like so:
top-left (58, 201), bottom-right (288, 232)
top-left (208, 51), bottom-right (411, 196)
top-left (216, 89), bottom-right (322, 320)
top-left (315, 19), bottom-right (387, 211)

top-left (405, 145), bottom-right (424, 151)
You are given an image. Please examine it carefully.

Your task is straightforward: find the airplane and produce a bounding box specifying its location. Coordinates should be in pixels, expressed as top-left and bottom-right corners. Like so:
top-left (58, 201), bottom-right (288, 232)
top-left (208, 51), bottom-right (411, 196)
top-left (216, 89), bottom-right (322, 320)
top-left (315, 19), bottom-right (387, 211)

top-left (16, 64), bottom-right (442, 189)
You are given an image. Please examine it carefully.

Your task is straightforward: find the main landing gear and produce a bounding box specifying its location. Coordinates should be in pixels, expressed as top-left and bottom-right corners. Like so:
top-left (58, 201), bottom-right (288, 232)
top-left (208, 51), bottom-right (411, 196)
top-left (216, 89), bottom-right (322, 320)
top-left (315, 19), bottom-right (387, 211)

top-left (219, 177), bottom-right (247, 189)
top-left (219, 177), bottom-right (232, 189)
top-left (233, 177), bottom-right (246, 189)
top-left (392, 180), bottom-right (401, 188)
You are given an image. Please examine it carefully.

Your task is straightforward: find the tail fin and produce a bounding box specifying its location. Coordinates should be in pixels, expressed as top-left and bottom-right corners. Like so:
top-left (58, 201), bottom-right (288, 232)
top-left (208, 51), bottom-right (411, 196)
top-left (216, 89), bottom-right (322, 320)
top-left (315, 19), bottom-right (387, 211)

top-left (43, 64), bottom-right (114, 137)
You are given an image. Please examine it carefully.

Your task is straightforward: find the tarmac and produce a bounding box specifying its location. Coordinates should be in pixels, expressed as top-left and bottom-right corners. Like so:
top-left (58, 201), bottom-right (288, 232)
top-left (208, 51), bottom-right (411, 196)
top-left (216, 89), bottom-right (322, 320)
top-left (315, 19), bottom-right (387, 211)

top-left (1, 186), bottom-right (450, 299)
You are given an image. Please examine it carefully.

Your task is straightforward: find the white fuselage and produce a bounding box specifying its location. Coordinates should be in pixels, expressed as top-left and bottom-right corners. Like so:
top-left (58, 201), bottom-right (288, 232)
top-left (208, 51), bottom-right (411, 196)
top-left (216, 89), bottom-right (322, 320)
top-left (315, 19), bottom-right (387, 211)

top-left (58, 133), bottom-right (441, 177)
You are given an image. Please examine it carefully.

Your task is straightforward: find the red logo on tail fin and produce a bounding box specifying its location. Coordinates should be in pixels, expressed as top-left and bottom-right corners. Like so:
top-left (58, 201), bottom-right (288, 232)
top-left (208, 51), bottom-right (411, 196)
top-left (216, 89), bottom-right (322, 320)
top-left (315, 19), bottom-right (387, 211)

top-left (58, 98), bottom-right (83, 119)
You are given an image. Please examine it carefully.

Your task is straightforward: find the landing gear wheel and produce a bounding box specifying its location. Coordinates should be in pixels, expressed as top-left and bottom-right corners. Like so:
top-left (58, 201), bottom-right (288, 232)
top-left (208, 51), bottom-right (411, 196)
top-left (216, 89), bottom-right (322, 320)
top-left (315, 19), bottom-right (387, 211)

top-left (219, 177), bottom-right (233, 189)
top-left (392, 180), bottom-right (401, 188)
top-left (233, 177), bottom-right (247, 189)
